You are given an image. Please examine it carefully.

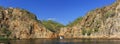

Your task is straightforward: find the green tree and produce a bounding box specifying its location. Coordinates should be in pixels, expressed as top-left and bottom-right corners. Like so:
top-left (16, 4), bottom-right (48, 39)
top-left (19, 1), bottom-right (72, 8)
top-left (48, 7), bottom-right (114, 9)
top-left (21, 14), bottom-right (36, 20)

top-left (42, 20), bottom-right (64, 33)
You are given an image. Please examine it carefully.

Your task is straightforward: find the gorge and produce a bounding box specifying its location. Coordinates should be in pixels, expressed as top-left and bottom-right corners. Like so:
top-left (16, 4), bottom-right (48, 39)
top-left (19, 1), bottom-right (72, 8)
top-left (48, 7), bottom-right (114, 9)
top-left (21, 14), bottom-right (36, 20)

top-left (0, 0), bottom-right (120, 39)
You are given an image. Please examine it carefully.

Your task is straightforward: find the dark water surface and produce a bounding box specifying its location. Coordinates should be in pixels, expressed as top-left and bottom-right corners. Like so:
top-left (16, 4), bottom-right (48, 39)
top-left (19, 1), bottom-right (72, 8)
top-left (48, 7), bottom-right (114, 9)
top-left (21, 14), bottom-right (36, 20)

top-left (0, 39), bottom-right (120, 44)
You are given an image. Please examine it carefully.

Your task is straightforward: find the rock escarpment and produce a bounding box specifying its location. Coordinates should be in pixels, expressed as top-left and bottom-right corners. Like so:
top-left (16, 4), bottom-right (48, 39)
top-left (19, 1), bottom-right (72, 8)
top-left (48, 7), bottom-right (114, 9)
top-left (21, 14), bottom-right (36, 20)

top-left (0, 7), bottom-right (53, 39)
top-left (0, 0), bottom-right (120, 39)
top-left (59, 0), bottom-right (120, 38)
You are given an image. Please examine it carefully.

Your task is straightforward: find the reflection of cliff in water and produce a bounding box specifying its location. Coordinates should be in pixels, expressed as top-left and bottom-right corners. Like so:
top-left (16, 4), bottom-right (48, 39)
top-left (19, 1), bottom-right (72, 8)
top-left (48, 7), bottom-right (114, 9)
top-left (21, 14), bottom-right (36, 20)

top-left (0, 39), bottom-right (119, 44)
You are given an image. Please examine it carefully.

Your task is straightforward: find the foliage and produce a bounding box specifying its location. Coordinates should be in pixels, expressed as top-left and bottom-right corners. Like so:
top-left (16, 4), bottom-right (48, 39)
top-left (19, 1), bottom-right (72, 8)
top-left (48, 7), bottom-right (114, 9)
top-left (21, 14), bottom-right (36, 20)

top-left (1, 25), bottom-right (11, 37)
top-left (82, 28), bottom-right (86, 35)
top-left (42, 20), bottom-right (65, 32)
top-left (21, 9), bottom-right (37, 20)
top-left (67, 17), bottom-right (83, 27)
top-left (94, 27), bottom-right (99, 32)
top-left (104, 10), bottom-right (115, 18)
top-left (82, 28), bottom-right (92, 36)
top-left (0, 36), bottom-right (8, 40)
top-left (87, 29), bottom-right (92, 35)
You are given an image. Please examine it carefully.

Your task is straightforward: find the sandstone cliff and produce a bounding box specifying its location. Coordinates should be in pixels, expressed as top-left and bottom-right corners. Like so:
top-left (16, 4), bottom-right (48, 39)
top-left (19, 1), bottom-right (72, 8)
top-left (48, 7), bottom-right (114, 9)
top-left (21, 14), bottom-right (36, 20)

top-left (0, 0), bottom-right (120, 39)
top-left (59, 0), bottom-right (120, 38)
top-left (0, 7), bottom-right (54, 39)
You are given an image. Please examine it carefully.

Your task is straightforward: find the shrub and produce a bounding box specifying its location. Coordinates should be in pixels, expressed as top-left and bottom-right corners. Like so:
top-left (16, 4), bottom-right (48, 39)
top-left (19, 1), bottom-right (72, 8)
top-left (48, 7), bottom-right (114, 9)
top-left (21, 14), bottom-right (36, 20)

top-left (87, 29), bottom-right (92, 36)
top-left (42, 20), bottom-right (64, 33)
top-left (1, 25), bottom-right (11, 37)
top-left (94, 27), bottom-right (99, 32)
top-left (104, 10), bottom-right (115, 18)
top-left (82, 28), bottom-right (92, 36)
top-left (21, 9), bottom-right (37, 20)
top-left (82, 28), bottom-right (86, 35)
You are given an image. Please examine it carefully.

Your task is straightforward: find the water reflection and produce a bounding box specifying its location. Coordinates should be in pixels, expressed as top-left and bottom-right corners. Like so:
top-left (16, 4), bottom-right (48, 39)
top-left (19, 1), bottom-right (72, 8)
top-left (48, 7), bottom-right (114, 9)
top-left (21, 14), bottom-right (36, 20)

top-left (0, 39), bottom-right (120, 44)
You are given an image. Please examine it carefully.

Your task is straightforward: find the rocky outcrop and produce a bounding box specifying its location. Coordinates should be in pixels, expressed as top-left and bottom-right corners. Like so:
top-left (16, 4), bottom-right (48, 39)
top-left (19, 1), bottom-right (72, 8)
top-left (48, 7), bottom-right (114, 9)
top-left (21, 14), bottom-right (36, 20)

top-left (0, 7), bottom-right (54, 39)
top-left (59, 0), bottom-right (120, 39)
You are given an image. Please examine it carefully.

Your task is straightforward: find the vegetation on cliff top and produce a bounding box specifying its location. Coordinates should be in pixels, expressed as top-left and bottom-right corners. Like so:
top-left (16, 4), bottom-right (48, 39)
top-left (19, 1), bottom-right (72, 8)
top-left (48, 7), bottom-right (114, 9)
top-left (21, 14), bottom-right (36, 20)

top-left (67, 17), bottom-right (83, 27)
top-left (42, 20), bottom-right (65, 33)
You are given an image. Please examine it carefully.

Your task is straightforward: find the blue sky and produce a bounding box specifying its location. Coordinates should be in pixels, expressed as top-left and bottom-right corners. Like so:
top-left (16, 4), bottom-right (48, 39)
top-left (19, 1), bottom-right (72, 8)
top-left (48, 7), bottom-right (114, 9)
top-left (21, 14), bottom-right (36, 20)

top-left (0, 0), bottom-right (115, 25)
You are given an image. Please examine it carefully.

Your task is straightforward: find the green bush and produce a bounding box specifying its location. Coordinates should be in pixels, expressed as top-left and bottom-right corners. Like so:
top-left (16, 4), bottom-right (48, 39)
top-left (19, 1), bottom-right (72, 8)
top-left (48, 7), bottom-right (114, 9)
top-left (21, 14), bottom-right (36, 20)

top-left (42, 20), bottom-right (64, 32)
top-left (1, 25), bottom-right (11, 37)
top-left (21, 9), bottom-right (37, 20)
top-left (82, 28), bottom-right (86, 35)
top-left (94, 27), bottom-right (99, 32)
top-left (82, 28), bottom-right (92, 36)
top-left (87, 29), bottom-right (92, 36)
top-left (104, 10), bottom-right (115, 18)
top-left (0, 36), bottom-right (7, 40)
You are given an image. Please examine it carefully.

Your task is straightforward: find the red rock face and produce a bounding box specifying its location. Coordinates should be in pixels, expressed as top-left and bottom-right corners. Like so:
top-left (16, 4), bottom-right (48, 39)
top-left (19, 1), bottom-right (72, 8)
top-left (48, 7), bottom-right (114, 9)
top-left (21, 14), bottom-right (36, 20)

top-left (59, 0), bottom-right (120, 39)
top-left (0, 8), bottom-right (53, 39)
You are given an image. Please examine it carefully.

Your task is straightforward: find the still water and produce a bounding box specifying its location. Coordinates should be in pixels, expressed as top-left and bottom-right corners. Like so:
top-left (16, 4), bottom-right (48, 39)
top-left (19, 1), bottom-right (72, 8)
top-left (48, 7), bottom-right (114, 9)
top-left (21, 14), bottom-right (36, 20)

top-left (0, 39), bottom-right (120, 44)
